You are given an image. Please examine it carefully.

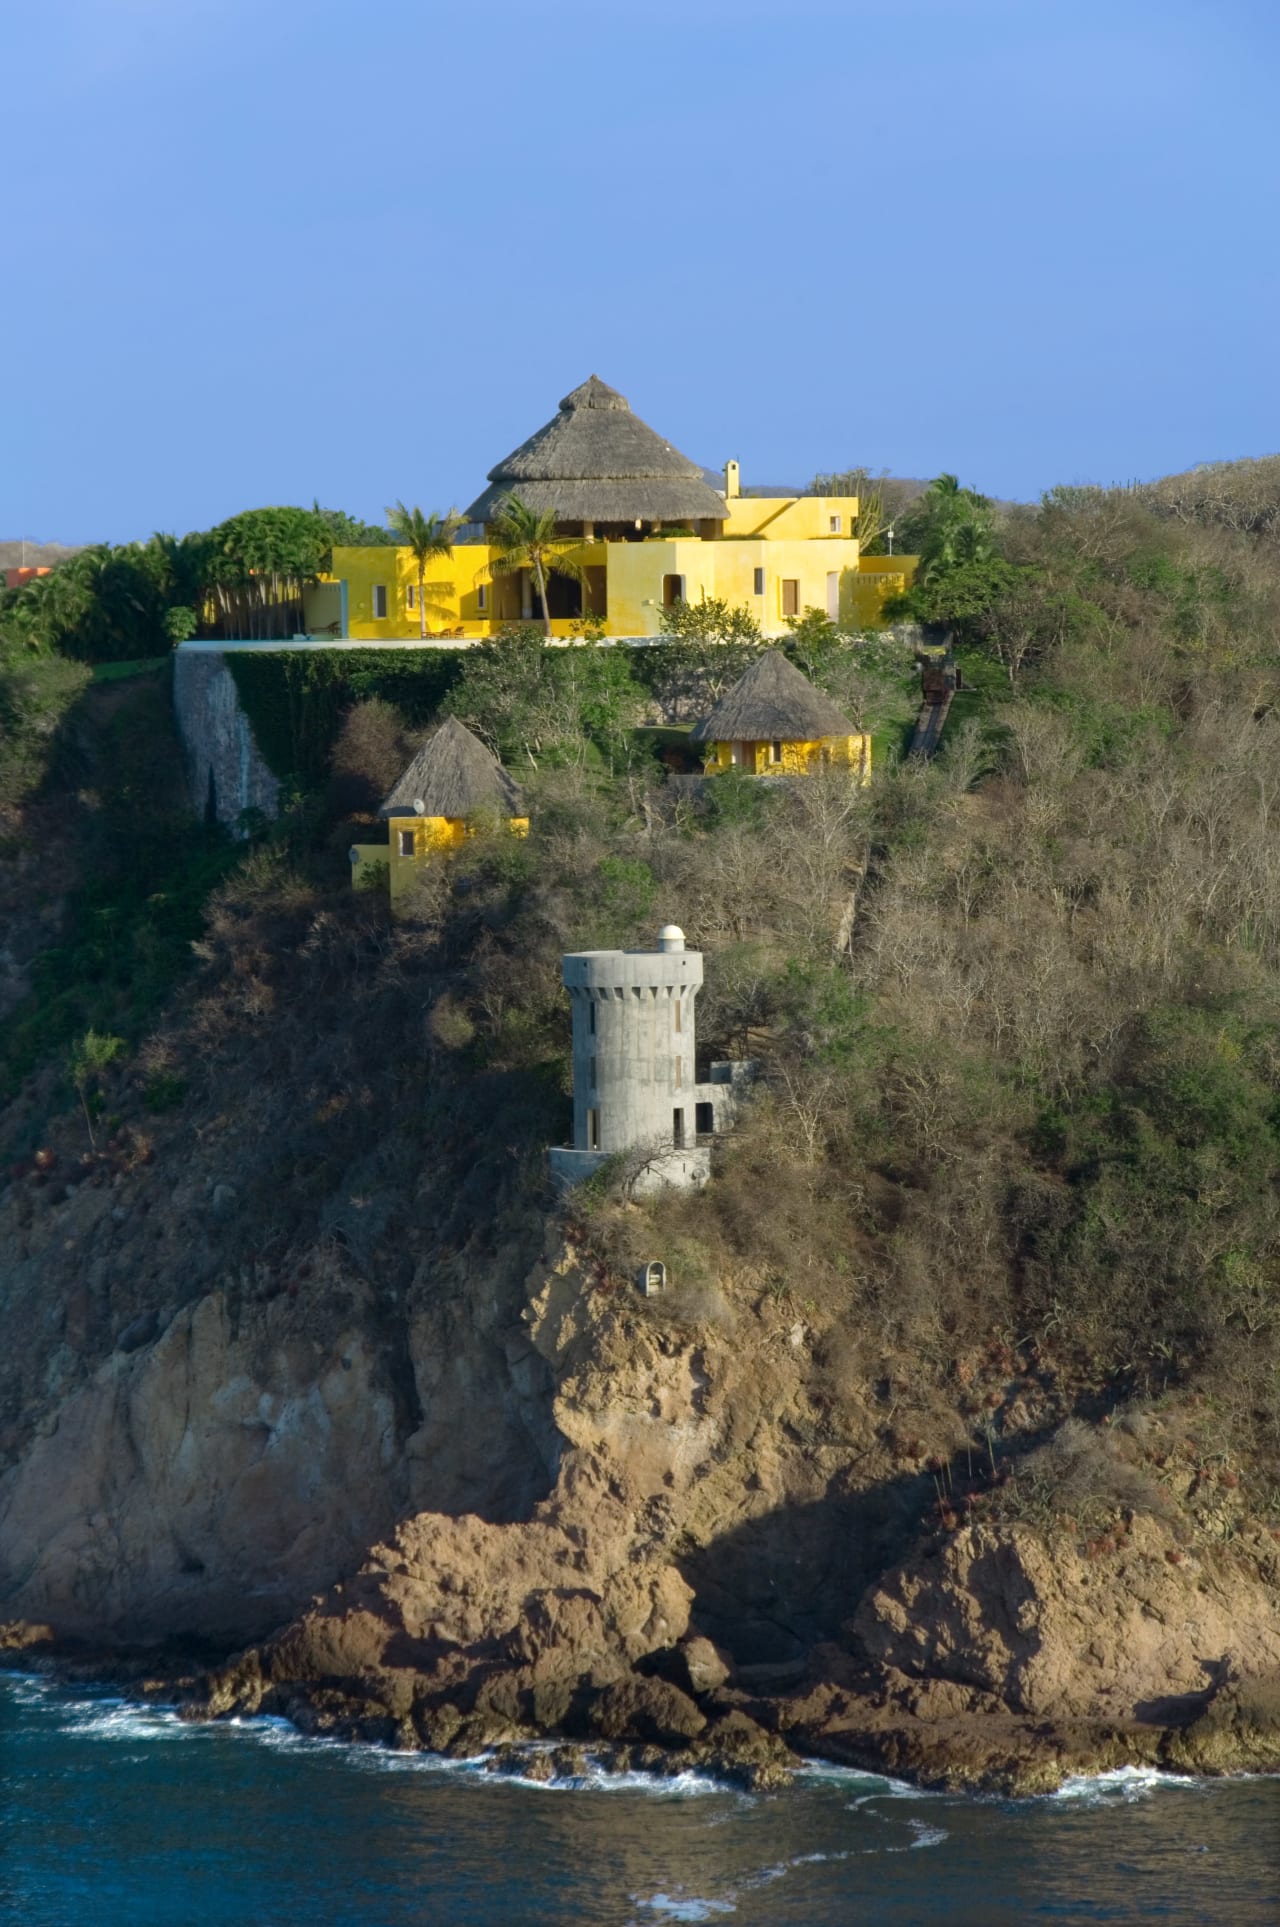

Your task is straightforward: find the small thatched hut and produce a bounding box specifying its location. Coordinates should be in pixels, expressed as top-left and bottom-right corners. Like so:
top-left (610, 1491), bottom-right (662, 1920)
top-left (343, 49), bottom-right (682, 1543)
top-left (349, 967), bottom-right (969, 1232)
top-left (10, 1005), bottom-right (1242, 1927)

top-left (349, 717), bottom-right (528, 904)
top-left (464, 375), bottom-right (728, 537)
top-left (380, 715), bottom-right (525, 823)
top-left (692, 649), bottom-right (871, 783)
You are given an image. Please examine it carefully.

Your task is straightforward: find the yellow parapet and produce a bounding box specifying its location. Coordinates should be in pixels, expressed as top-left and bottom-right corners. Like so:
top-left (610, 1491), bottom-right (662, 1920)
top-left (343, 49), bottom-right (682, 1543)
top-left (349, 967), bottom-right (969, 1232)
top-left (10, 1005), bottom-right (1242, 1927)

top-left (847, 555), bottom-right (919, 627)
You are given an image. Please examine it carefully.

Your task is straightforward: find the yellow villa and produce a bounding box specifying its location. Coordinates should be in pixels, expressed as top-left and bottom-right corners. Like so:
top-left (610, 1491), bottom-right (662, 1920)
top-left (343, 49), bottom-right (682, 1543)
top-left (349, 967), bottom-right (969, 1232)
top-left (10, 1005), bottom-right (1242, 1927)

top-left (349, 716), bottom-right (527, 904)
top-left (313, 376), bottom-right (915, 642)
top-left (692, 649), bottom-right (872, 783)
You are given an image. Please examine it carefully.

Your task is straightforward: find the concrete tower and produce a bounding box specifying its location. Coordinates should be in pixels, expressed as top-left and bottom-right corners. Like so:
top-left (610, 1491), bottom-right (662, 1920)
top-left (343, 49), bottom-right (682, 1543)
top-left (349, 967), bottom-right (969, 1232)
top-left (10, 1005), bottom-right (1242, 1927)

top-left (550, 925), bottom-right (753, 1193)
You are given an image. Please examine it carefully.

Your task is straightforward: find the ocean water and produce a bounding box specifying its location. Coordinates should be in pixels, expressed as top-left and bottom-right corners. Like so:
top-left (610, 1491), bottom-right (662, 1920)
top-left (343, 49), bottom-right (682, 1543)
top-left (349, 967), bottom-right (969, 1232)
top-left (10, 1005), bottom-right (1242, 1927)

top-left (2, 1674), bottom-right (1277, 1925)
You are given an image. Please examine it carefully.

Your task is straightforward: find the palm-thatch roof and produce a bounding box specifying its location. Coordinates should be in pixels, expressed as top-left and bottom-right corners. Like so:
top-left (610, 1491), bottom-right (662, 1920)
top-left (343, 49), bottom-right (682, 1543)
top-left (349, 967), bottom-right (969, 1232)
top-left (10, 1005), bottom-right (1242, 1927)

top-left (379, 716), bottom-right (525, 818)
top-left (691, 650), bottom-right (857, 743)
top-left (464, 376), bottom-right (728, 527)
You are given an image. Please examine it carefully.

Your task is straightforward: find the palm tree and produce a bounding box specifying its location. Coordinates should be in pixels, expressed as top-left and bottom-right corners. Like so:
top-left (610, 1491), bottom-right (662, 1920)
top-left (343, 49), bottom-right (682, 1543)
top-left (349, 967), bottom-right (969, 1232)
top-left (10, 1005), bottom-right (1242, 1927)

top-left (912, 474), bottom-right (995, 580)
top-left (385, 502), bottom-right (461, 639)
top-left (485, 494), bottom-right (589, 639)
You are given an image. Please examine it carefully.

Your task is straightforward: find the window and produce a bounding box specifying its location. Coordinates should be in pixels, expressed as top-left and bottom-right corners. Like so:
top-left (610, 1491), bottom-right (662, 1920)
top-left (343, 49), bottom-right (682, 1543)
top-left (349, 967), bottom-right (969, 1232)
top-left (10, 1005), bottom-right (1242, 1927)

top-left (477, 584), bottom-right (488, 611)
top-left (589, 1055), bottom-right (597, 1090)
top-left (398, 829), bottom-right (415, 856)
top-left (696, 1100), bottom-right (715, 1135)
top-left (372, 584), bottom-right (388, 620)
top-left (589, 1000), bottom-right (596, 1035)
top-left (674, 1055), bottom-right (682, 1089)
top-left (587, 1107), bottom-right (600, 1150)
top-left (829, 514), bottom-right (842, 534)
top-left (770, 740), bottom-right (783, 764)
top-left (662, 573), bottom-right (685, 608)
top-left (781, 578), bottom-right (800, 617)
top-left (673, 997), bottom-right (682, 1034)
top-left (753, 567), bottom-right (764, 595)
top-left (406, 584), bottom-right (416, 609)
top-left (672, 1107), bottom-right (686, 1148)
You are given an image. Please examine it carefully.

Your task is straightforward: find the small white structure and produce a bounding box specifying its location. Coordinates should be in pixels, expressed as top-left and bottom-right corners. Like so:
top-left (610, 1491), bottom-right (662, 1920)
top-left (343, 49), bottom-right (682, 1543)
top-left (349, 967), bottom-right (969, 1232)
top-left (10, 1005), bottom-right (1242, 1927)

top-left (550, 925), bottom-right (754, 1194)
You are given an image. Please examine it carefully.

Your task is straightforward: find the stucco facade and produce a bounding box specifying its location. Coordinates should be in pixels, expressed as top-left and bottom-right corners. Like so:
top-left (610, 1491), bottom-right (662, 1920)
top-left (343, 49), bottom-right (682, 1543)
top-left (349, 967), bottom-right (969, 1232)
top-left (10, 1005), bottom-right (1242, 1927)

top-left (350, 808), bottom-right (529, 906)
top-left (321, 421), bottom-right (928, 645)
top-left (702, 733), bottom-right (872, 782)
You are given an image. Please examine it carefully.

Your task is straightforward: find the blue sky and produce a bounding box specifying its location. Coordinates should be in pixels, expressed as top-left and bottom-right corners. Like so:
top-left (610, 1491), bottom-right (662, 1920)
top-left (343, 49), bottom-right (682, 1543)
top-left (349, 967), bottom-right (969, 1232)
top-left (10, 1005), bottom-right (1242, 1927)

top-left (3, 0), bottom-right (1276, 542)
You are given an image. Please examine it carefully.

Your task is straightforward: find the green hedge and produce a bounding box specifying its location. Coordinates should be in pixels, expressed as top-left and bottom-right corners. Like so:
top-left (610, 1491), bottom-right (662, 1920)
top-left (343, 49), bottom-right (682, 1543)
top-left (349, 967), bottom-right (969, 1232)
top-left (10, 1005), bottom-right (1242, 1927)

top-left (226, 649), bottom-right (468, 789)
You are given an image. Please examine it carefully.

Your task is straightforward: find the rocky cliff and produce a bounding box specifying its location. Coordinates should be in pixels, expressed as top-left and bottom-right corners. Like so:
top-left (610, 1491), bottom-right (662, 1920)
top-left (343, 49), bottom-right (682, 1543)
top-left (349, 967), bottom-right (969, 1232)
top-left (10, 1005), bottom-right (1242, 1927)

top-left (2, 831), bottom-right (1278, 1792)
top-left (171, 646), bottom-right (279, 827)
top-left (6, 1138), bottom-right (1278, 1789)
top-left (171, 1239), bottom-right (1280, 1790)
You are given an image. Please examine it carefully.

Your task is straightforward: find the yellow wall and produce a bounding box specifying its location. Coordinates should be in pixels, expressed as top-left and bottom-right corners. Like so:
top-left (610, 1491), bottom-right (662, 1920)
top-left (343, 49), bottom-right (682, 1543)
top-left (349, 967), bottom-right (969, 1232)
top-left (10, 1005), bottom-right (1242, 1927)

top-left (329, 523), bottom-right (880, 642)
top-left (334, 543), bottom-right (607, 641)
top-left (719, 494), bottom-right (859, 540)
top-left (705, 733), bottom-right (872, 784)
top-left (606, 535), bottom-right (863, 637)
top-left (848, 554), bottom-right (920, 627)
top-left (337, 546), bottom-right (485, 640)
top-left (351, 812), bottom-right (530, 906)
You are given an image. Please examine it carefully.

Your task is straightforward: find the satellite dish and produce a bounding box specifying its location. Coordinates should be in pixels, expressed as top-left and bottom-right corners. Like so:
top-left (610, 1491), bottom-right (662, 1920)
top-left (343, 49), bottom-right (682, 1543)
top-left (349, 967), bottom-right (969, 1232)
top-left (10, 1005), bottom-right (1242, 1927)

top-left (413, 798), bottom-right (426, 815)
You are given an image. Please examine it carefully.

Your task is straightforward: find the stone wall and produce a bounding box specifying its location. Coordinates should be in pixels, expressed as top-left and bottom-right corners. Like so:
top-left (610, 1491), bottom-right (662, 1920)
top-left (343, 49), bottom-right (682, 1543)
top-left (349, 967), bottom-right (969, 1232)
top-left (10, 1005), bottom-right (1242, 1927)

top-left (172, 647), bottom-right (279, 828)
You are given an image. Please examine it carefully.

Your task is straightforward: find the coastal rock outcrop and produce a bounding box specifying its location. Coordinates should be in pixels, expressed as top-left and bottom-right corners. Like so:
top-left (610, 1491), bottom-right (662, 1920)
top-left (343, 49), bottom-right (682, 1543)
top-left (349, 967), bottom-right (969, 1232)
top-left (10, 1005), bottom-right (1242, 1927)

top-left (3, 1089), bottom-right (1278, 1787)
top-left (853, 1516), bottom-right (1280, 1727)
top-left (178, 1245), bottom-right (1280, 1787)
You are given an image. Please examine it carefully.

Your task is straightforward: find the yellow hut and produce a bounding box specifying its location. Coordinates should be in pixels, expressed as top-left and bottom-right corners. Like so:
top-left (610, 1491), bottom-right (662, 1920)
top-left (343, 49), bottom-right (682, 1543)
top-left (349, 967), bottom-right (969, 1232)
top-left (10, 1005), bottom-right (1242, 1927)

top-left (349, 716), bottom-right (528, 905)
top-left (692, 649), bottom-right (871, 783)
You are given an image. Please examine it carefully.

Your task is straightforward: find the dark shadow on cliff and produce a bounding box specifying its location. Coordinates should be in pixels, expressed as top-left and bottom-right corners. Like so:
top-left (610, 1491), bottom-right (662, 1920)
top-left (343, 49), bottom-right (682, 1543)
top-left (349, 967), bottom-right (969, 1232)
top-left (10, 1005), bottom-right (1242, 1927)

top-left (677, 1468), bottom-right (936, 1666)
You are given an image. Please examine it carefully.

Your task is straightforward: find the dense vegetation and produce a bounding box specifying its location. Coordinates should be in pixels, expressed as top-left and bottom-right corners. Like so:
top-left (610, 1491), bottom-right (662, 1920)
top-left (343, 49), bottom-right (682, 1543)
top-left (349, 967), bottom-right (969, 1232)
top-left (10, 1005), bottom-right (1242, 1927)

top-left (3, 462), bottom-right (1279, 1482)
top-left (0, 503), bottom-right (393, 662)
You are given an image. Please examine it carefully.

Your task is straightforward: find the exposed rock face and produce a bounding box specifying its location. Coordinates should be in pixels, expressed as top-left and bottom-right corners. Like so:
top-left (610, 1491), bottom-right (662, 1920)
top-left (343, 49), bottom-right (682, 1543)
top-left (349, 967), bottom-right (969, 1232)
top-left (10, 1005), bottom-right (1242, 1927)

top-left (0, 1295), bottom-right (402, 1643)
top-left (0, 1176), bottom-right (559, 1647)
top-left (172, 1249), bottom-right (1280, 1788)
top-left (171, 646), bottom-right (278, 826)
top-left (853, 1518), bottom-right (1280, 1729)
top-left (3, 1151), bottom-right (1279, 1785)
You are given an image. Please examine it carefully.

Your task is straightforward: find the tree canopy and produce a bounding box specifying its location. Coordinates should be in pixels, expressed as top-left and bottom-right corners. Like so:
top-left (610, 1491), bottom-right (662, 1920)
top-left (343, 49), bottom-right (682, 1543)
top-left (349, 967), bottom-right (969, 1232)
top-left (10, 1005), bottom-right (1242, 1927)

top-left (0, 504), bottom-right (384, 659)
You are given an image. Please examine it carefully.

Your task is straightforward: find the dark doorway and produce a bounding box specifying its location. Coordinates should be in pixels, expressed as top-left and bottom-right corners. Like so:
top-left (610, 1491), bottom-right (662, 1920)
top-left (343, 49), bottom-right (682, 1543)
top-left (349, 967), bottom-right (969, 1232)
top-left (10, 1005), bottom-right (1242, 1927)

top-left (537, 573), bottom-right (584, 620)
top-left (696, 1100), bottom-right (714, 1135)
top-left (672, 1108), bottom-right (686, 1148)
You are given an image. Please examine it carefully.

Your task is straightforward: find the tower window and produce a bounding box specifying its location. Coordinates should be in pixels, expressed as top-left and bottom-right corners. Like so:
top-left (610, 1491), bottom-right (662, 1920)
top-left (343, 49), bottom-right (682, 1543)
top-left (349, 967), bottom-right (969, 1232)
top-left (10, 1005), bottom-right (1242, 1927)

top-left (477, 584), bottom-right (488, 611)
top-left (770, 740), bottom-right (783, 764)
top-left (675, 1055), bottom-right (682, 1089)
top-left (398, 829), bottom-right (415, 856)
top-left (589, 1000), bottom-right (596, 1034)
top-left (372, 584), bottom-right (388, 619)
top-left (674, 998), bottom-right (682, 1034)
top-left (829, 514), bottom-right (842, 533)
top-left (589, 1055), bottom-right (597, 1090)
top-left (753, 567), bottom-right (764, 595)
top-left (406, 584), bottom-right (416, 608)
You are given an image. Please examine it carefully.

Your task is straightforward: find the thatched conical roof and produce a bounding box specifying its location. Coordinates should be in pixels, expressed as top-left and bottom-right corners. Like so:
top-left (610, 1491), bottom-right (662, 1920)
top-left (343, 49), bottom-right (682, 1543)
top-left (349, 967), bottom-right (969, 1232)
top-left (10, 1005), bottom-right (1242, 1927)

top-left (691, 650), bottom-right (857, 742)
top-left (464, 376), bottom-right (728, 526)
top-left (380, 716), bottom-right (525, 818)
